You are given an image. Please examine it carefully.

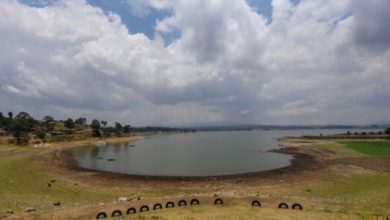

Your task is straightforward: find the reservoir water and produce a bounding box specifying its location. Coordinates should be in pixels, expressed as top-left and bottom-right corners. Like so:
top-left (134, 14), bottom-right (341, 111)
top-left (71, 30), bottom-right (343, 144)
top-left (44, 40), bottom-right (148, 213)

top-left (71, 129), bottom-right (378, 177)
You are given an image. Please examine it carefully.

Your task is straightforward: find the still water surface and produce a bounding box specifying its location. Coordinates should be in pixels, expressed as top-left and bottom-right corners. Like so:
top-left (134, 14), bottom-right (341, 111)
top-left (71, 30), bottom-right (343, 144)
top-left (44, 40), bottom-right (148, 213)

top-left (71, 129), bottom-right (375, 177)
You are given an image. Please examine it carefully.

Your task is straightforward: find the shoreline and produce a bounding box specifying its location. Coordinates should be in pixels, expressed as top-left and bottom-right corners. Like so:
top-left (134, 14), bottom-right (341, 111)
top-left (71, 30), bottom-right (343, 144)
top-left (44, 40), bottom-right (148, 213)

top-left (49, 135), bottom-right (324, 182)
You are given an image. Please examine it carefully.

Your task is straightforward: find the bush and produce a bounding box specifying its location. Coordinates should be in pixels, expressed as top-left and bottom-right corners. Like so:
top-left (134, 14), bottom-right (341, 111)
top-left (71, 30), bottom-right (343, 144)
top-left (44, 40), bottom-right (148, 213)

top-left (385, 128), bottom-right (390, 134)
top-left (35, 130), bottom-right (46, 140)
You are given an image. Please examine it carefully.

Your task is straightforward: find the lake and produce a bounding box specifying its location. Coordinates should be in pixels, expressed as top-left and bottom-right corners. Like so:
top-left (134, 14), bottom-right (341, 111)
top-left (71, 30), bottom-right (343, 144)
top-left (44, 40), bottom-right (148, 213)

top-left (71, 129), bottom-right (378, 177)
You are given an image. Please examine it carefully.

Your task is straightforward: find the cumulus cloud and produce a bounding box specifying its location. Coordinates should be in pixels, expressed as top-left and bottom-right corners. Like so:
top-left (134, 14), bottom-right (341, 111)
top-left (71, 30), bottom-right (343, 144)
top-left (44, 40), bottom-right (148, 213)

top-left (0, 0), bottom-right (389, 125)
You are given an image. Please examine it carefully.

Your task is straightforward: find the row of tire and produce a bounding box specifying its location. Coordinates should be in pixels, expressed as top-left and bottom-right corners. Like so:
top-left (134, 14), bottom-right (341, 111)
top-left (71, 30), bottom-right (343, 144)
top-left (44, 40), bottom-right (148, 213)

top-left (96, 198), bottom-right (302, 219)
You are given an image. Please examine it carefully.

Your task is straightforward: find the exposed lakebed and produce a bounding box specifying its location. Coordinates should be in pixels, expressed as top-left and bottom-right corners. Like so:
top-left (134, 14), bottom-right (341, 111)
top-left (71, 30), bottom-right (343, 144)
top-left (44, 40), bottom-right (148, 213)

top-left (70, 129), bottom-right (374, 177)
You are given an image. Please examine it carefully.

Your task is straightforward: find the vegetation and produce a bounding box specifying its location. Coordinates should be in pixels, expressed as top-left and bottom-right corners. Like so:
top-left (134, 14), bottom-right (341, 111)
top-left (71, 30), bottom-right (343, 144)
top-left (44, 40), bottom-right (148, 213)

top-left (339, 140), bottom-right (390, 156)
top-left (0, 111), bottom-right (195, 145)
top-left (91, 119), bottom-right (101, 137)
top-left (63, 118), bottom-right (75, 129)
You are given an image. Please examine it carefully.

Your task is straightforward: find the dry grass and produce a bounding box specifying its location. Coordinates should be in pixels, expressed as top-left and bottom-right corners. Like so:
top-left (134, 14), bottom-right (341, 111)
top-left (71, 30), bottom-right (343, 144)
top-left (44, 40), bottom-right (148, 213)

top-left (1, 137), bottom-right (390, 219)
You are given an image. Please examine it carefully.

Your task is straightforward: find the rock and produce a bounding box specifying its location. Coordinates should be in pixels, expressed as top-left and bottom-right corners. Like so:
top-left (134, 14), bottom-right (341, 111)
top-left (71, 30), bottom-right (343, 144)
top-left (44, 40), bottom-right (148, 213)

top-left (25, 208), bottom-right (37, 212)
top-left (50, 179), bottom-right (56, 183)
top-left (6, 210), bottom-right (14, 215)
top-left (47, 183), bottom-right (51, 187)
top-left (107, 158), bottom-right (116, 161)
top-left (213, 194), bottom-right (218, 197)
top-left (118, 197), bottom-right (129, 202)
top-left (53, 201), bottom-right (61, 206)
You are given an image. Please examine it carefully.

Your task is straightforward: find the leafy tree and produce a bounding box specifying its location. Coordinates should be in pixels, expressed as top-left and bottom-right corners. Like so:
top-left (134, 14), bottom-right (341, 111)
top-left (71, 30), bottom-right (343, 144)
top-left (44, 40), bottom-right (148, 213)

top-left (35, 130), bottom-right (46, 140)
top-left (64, 118), bottom-right (75, 129)
top-left (115, 122), bottom-right (122, 133)
top-left (91, 119), bottom-right (101, 137)
top-left (100, 120), bottom-right (107, 127)
top-left (385, 128), bottom-right (390, 134)
top-left (75, 117), bottom-right (87, 125)
top-left (123, 125), bottom-right (131, 133)
top-left (43, 115), bottom-right (55, 132)
top-left (8, 111), bottom-right (13, 119)
top-left (10, 112), bottom-right (36, 145)
top-left (43, 115), bottom-right (54, 122)
top-left (0, 112), bottom-right (4, 127)
top-left (0, 112), bottom-right (12, 130)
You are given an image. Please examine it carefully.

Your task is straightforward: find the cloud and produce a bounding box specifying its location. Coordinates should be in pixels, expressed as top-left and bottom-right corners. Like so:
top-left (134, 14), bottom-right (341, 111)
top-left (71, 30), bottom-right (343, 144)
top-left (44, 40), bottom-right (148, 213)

top-left (126, 0), bottom-right (171, 17)
top-left (350, 0), bottom-right (390, 52)
top-left (0, 0), bottom-right (389, 125)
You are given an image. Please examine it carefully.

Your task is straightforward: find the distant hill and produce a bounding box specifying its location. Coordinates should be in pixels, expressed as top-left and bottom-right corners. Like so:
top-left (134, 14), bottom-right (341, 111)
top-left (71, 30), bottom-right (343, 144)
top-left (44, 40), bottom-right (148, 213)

top-left (191, 124), bottom-right (388, 131)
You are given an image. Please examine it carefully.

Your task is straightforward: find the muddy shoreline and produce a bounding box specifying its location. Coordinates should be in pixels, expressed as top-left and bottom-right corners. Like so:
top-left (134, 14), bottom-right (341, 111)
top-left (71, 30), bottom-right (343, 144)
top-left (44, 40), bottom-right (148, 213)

top-left (48, 137), bottom-right (326, 182)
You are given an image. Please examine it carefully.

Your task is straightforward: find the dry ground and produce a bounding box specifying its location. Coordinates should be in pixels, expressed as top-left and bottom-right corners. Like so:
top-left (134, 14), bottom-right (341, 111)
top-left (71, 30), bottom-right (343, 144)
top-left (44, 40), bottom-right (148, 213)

top-left (0, 136), bottom-right (389, 219)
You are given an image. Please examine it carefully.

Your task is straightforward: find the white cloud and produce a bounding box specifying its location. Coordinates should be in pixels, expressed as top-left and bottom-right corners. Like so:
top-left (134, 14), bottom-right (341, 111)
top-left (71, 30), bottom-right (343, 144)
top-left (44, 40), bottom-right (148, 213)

top-left (0, 0), bottom-right (390, 125)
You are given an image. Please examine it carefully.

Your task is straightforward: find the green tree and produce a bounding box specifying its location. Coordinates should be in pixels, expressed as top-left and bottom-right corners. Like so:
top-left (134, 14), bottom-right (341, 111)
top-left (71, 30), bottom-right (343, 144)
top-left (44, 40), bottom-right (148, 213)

top-left (91, 119), bottom-right (101, 137)
top-left (35, 130), bottom-right (46, 140)
top-left (123, 125), bottom-right (131, 133)
top-left (10, 112), bottom-right (36, 145)
top-left (64, 118), bottom-right (75, 129)
top-left (75, 117), bottom-right (87, 125)
top-left (43, 115), bottom-right (55, 132)
top-left (100, 120), bottom-right (107, 127)
top-left (0, 112), bottom-right (4, 127)
top-left (115, 122), bottom-right (122, 133)
top-left (385, 128), bottom-right (390, 134)
top-left (8, 112), bottom-right (13, 119)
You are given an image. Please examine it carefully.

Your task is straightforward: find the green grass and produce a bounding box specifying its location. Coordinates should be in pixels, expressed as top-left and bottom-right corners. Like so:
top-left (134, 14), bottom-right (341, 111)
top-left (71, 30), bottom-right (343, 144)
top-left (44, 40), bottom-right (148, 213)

top-left (339, 140), bottom-right (390, 156)
top-left (0, 156), bottom-right (124, 212)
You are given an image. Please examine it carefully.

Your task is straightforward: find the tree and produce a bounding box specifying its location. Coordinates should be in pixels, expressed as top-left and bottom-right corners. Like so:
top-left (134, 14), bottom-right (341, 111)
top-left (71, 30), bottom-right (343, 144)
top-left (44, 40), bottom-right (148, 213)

top-left (0, 112), bottom-right (4, 127)
top-left (100, 120), bottom-right (107, 127)
top-left (115, 122), bottom-right (122, 133)
top-left (43, 115), bottom-right (55, 132)
top-left (35, 130), bottom-right (46, 140)
top-left (75, 117), bottom-right (87, 125)
top-left (43, 115), bottom-right (54, 122)
top-left (123, 125), bottom-right (131, 133)
top-left (64, 118), bottom-right (75, 129)
top-left (8, 111), bottom-right (13, 119)
top-left (385, 128), bottom-right (390, 135)
top-left (91, 119), bottom-right (101, 137)
top-left (10, 112), bottom-right (36, 145)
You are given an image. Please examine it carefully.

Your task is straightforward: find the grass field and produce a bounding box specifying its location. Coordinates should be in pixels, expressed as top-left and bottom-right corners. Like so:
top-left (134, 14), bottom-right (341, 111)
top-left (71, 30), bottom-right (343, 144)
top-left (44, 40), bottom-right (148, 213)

top-left (339, 140), bottom-right (390, 156)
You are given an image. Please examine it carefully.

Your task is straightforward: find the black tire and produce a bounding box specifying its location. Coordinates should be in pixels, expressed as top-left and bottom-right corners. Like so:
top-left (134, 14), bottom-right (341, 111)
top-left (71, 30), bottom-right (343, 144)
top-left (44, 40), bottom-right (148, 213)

top-left (111, 210), bottom-right (122, 217)
top-left (153, 203), bottom-right (163, 210)
top-left (214, 198), bottom-right (223, 205)
top-left (190, 199), bottom-right (200, 205)
top-left (251, 200), bottom-right (261, 207)
top-left (140, 205), bottom-right (149, 212)
top-left (278, 202), bottom-right (289, 209)
top-left (292, 203), bottom-right (303, 210)
top-left (178, 200), bottom-right (187, 206)
top-left (126, 207), bottom-right (136, 215)
top-left (166, 201), bottom-right (175, 208)
top-left (96, 212), bottom-right (107, 219)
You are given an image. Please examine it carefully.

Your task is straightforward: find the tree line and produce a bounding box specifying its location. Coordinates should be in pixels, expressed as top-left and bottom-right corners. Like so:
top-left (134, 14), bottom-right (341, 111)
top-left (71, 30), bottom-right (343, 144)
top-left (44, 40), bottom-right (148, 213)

top-left (0, 111), bottom-right (195, 145)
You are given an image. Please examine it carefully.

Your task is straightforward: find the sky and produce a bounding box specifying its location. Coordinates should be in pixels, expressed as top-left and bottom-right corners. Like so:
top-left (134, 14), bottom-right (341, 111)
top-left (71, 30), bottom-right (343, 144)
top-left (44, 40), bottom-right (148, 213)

top-left (1, 0), bottom-right (390, 126)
